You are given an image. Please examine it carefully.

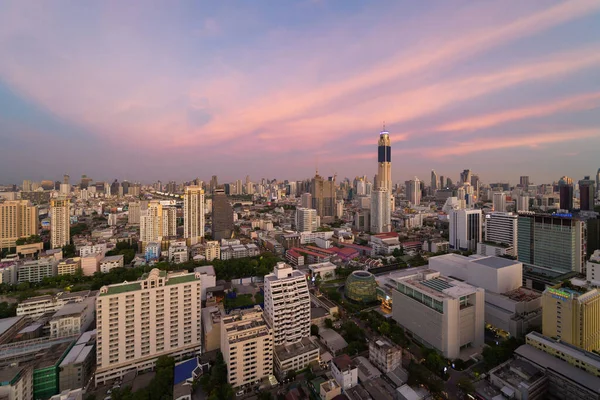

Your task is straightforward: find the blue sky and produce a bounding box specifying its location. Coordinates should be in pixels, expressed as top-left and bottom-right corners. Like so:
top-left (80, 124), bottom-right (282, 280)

top-left (1, 0), bottom-right (599, 185)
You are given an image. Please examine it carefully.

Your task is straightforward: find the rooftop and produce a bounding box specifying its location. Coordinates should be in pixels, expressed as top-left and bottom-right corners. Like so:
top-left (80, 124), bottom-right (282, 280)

top-left (166, 273), bottom-right (199, 286)
top-left (35, 341), bottom-right (74, 370)
top-left (491, 359), bottom-right (544, 389)
top-left (526, 332), bottom-right (600, 369)
top-left (101, 255), bottom-right (124, 262)
top-left (332, 354), bottom-right (354, 371)
top-left (319, 328), bottom-right (348, 351)
top-left (174, 357), bottom-right (200, 385)
top-left (101, 282), bottom-right (141, 296)
top-left (470, 255), bottom-right (521, 269)
top-left (0, 316), bottom-right (24, 337)
top-left (275, 337), bottom-right (319, 362)
top-left (0, 366), bottom-right (24, 386)
top-left (515, 344), bottom-right (600, 393)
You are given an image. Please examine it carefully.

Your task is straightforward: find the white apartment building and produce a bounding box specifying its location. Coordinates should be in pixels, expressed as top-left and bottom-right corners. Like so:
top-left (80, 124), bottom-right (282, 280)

top-left (369, 337), bottom-right (402, 373)
top-left (516, 195), bottom-right (530, 212)
top-left (264, 262), bottom-right (319, 375)
top-left (17, 258), bottom-right (56, 283)
top-left (49, 298), bottom-right (95, 338)
top-left (183, 186), bottom-right (205, 246)
top-left (406, 178), bottom-right (421, 206)
top-left (370, 188), bottom-right (391, 234)
top-left (204, 241), bottom-right (220, 261)
top-left (587, 250), bottom-right (600, 287)
top-left (331, 354), bottom-right (358, 391)
top-left (295, 208), bottom-right (318, 233)
top-left (220, 306), bottom-right (274, 388)
top-left (481, 212), bottom-right (518, 256)
top-left (299, 231), bottom-right (334, 245)
top-left (17, 290), bottom-right (93, 319)
top-left (391, 269), bottom-right (485, 359)
top-left (168, 246), bottom-right (189, 264)
top-left (51, 198), bottom-right (70, 249)
top-left (57, 258), bottom-right (81, 276)
top-left (449, 208), bottom-right (482, 252)
top-left (95, 269), bottom-right (202, 385)
top-left (99, 255), bottom-right (124, 273)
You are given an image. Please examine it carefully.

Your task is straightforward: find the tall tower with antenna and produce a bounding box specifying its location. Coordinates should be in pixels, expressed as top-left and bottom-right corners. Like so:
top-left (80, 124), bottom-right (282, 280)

top-left (375, 124), bottom-right (392, 192)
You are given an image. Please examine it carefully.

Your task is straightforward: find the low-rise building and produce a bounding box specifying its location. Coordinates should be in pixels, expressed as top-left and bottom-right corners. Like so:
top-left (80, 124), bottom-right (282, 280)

top-left (49, 298), bottom-right (95, 338)
top-left (168, 246), bottom-right (189, 264)
top-left (58, 330), bottom-right (96, 392)
top-left (331, 354), bottom-right (358, 391)
top-left (319, 329), bottom-right (348, 355)
top-left (489, 359), bottom-right (547, 400)
top-left (0, 365), bottom-right (33, 400)
top-left (369, 232), bottom-right (401, 256)
top-left (57, 258), bottom-right (81, 276)
top-left (99, 255), bottom-right (124, 273)
top-left (16, 291), bottom-right (93, 320)
top-left (369, 337), bottom-right (402, 373)
top-left (78, 244), bottom-right (108, 258)
top-left (18, 258), bottom-right (56, 283)
top-left (308, 262), bottom-right (337, 281)
top-left (319, 379), bottom-right (341, 400)
top-left (81, 253), bottom-right (103, 276)
top-left (50, 389), bottom-right (83, 400)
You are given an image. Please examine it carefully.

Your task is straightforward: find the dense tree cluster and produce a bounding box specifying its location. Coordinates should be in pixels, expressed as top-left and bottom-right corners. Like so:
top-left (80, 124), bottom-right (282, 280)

top-left (199, 352), bottom-right (234, 400)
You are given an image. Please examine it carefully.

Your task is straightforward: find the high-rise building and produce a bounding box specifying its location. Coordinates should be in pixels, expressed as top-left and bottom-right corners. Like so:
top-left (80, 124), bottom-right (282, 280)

top-left (431, 170), bottom-right (438, 193)
top-left (439, 176), bottom-right (445, 189)
top-left (183, 186), bottom-right (205, 245)
top-left (558, 176), bottom-right (574, 211)
top-left (516, 195), bottom-right (530, 212)
top-left (221, 306), bottom-right (274, 388)
top-left (517, 214), bottom-right (586, 274)
top-left (295, 208), bottom-right (317, 233)
top-left (493, 192), bottom-right (507, 212)
top-left (128, 202), bottom-right (141, 224)
top-left (483, 212), bottom-right (518, 256)
top-left (578, 176), bottom-right (595, 211)
top-left (310, 173), bottom-right (336, 219)
top-left (405, 178), bottom-right (421, 206)
top-left (162, 207), bottom-right (177, 238)
top-left (449, 208), bottom-right (482, 252)
top-left (0, 200), bottom-right (38, 249)
top-left (212, 189), bottom-right (234, 241)
top-left (300, 193), bottom-right (312, 208)
top-left (95, 269), bottom-right (202, 385)
top-left (460, 169), bottom-right (472, 186)
top-left (520, 176), bottom-right (530, 187)
top-left (596, 168), bottom-right (600, 198)
top-left (51, 197), bottom-right (70, 249)
top-left (542, 282), bottom-right (600, 352)
top-left (264, 262), bottom-right (319, 376)
top-left (140, 201), bottom-right (163, 243)
top-left (376, 129), bottom-right (392, 192)
top-left (370, 188), bottom-right (391, 233)
top-left (210, 175), bottom-right (218, 193)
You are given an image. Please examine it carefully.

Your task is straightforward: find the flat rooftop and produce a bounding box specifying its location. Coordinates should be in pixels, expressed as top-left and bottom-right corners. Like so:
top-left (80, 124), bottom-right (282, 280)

top-left (526, 332), bottom-right (600, 370)
top-left (0, 316), bottom-right (24, 337)
top-left (397, 272), bottom-right (480, 300)
top-left (275, 337), bottom-right (319, 362)
top-left (470, 255), bottom-right (521, 269)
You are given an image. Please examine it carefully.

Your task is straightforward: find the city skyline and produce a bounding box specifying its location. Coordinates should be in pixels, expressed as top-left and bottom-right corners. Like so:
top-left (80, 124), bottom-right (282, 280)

top-left (1, 1), bottom-right (600, 183)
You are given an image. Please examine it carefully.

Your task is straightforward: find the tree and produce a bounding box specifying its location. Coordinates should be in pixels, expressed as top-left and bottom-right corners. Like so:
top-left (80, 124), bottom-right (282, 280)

top-left (311, 324), bottom-right (319, 336)
top-left (62, 244), bottom-right (77, 258)
top-left (457, 376), bottom-right (475, 394)
top-left (286, 370), bottom-right (297, 381)
top-left (324, 318), bottom-right (333, 329)
top-left (258, 392), bottom-right (273, 400)
top-left (379, 322), bottom-right (391, 336)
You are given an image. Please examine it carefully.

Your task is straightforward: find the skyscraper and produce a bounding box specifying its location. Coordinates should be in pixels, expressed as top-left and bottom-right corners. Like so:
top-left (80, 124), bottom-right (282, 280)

top-left (376, 129), bottom-right (392, 192)
top-left (0, 200), bottom-right (38, 250)
top-left (212, 189), bottom-right (234, 240)
top-left (516, 194), bottom-right (530, 212)
top-left (210, 175), bottom-right (218, 192)
top-left (596, 168), bottom-right (600, 198)
top-left (300, 192), bottom-right (312, 208)
top-left (183, 186), bottom-right (205, 245)
top-left (558, 176), bottom-right (574, 211)
top-left (406, 178), bottom-right (421, 206)
top-left (578, 176), bottom-right (595, 211)
top-left (264, 262), bottom-right (319, 376)
top-left (310, 173), bottom-right (336, 219)
top-left (449, 208), bottom-right (482, 251)
top-left (51, 197), bottom-right (70, 249)
top-left (140, 201), bottom-right (163, 243)
top-left (460, 169), bottom-right (472, 186)
top-left (493, 192), bottom-right (507, 212)
top-left (520, 176), bottom-right (530, 187)
top-left (431, 170), bottom-right (438, 193)
top-left (370, 188), bottom-right (391, 233)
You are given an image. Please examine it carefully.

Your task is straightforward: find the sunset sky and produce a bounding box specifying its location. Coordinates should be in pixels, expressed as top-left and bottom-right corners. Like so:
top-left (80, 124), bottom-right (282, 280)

top-left (1, 0), bottom-right (600, 185)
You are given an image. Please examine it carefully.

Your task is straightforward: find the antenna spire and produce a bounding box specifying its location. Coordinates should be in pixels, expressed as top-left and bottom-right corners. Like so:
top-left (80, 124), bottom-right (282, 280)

top-left (383, 121), bottom-right (386, 131)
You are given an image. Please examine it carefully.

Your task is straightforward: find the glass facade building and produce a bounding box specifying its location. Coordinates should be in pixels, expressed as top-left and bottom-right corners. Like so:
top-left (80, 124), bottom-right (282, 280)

top-left (345, 271), bottom-right (377, 303)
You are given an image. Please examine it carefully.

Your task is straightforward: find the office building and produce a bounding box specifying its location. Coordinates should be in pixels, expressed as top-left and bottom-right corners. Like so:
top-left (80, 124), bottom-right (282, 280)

top-left (542, 282), bottom-right (600, 352)
top-left (370, 188), bottom-right (391, 234)
top-left (300, 193), bottom-right (312, 209)
top-left (376, 129), bottom-right (392, 192)
top-left (449, 208), bottom-right (482, 252)
top-left (50, 198), bottom-right (70, 249)
top-left (369, 337), bottom-right (402, 373)
top-left (95, 269), bottom-right (202, 385)
top-left (493, 192), bottom-right (507, 212)
top-left (0, 200), bottom-right (38, 250)
top-left (211, 189), bottom-right (234, 241)
top-left (391, 268), bottom-right (484, 359)
top-left (481, 212), bottom-right (518, 256)
top-left (310, 173), bottom-right (336, 219)
top-left (220, 306), bottom-right (273, 388)
top-left (405, 178), bottom-right (421, 206)
top-left (578, 176), bottom-right (595, 211)
top-left (516, 194), bottom-right (530, 212)
top-left (520, 176), bottom-right (530, 187)
top-left (183, 186), bottom-right (205, 245)
top-left (559, 177), bottom-right (574, 211)
top-left (431, 170), bottom-right (438, 193)
top-left (295, 207), bottom-right (317, 233)
top-left (264, 262), bottom-right (318, 375)
top-left (517, 213), bottom-right (586, 274)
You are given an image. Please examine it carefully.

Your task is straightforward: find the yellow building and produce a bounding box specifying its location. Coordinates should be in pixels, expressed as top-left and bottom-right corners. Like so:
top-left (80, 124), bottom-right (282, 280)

top-left (50, 198), bottom-right (70, 249)
top-left (542, 283), bottom-right (600, 352)
top-left (0, 200), bottom-right (38, 249)
top-left (57, 257), bottom-right (81, 276)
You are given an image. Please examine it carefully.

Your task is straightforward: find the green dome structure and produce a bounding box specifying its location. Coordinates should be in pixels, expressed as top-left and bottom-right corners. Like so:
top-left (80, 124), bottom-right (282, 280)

top-left (345, 271), bottom-right (377, 303)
